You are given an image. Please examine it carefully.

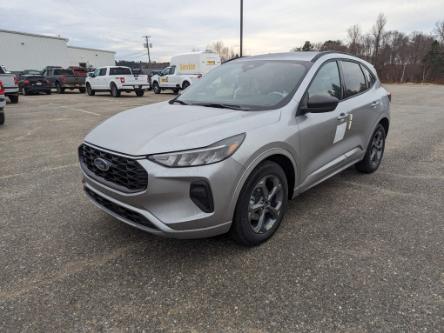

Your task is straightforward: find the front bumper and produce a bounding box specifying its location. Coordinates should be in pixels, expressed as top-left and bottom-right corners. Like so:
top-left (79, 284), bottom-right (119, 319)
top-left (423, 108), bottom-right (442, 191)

top-left (81, 147), bottom-right (245, 239)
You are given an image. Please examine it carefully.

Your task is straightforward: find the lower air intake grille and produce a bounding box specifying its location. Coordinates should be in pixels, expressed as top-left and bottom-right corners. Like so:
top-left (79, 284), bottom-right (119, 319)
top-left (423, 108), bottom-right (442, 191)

top-left (85, 187), bottom-right (156, 229)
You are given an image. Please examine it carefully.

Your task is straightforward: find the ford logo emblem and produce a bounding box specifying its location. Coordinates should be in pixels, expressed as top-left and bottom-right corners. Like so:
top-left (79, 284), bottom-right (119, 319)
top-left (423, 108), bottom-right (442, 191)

top-left (94, 157), bottom-right (111, 171)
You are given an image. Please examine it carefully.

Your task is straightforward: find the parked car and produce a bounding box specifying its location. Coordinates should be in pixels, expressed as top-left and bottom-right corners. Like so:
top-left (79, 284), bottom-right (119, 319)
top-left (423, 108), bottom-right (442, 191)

top-left (85, 66), bottom-right (149, 97)
top-left (0, 65), bottom-right (19, 103)
top-left (151, 51), bottom-right (221, 94)
top-left (42, 67), bottom-right (86, 93)
top-left (79, 51), bottom-right (391, 246)
top-left (18, 70), bottom-right (51, 95)
top-left (0, 80), bottom-right (5, 125)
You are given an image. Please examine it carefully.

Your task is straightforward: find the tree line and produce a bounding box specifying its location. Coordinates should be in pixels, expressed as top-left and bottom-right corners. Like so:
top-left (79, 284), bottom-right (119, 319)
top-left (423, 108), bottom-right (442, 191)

top-left (209, 15), bottom-right (444, 84)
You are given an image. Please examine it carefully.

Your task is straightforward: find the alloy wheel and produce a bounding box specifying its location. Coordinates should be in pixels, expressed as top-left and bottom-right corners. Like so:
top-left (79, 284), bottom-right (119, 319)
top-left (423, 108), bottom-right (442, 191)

top-left (248, 175), bottom-right (284, 234)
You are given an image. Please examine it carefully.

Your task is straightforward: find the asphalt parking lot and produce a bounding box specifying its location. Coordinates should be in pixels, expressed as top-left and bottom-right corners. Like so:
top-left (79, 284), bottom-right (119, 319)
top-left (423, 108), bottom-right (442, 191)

top-left (1, 85), bottom-right (443, 332)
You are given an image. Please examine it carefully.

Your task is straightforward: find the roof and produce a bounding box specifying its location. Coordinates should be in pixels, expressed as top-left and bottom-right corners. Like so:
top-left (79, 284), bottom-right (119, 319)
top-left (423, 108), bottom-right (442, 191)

top-left (67, 46), bottom-right (115, 54)
top-left (0, 29), bottom-right (69, 41)
top-left (238, 51), bottom-right (358, 63)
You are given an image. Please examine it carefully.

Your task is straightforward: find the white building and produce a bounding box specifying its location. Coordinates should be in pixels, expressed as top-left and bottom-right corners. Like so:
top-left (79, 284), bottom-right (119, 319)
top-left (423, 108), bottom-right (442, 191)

top-left (0, 29), bottom-right (115, 71)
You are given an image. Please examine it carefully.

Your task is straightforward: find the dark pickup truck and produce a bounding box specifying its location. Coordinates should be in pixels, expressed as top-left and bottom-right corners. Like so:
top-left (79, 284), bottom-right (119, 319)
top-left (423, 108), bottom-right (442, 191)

top-left (42, 67), bottom-right (86, 94)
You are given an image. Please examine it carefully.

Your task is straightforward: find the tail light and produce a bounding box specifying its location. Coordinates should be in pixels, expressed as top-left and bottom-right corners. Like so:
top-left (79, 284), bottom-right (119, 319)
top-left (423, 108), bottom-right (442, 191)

top-left (24, 79), bottom-right (30, 85)
top-left (118, 77), bottom-right (125, 83)
top-left (60, 75), bottom-right (66, 82)
top-left (0, 81), bottom-right (4, 94)
top-left (14, 76), bottom-right (19, 86)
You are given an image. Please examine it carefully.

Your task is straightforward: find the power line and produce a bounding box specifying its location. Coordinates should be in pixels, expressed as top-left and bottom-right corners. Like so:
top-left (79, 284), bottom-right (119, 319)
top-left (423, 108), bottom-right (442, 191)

top-left (143, 35), bottom-right (152, 64)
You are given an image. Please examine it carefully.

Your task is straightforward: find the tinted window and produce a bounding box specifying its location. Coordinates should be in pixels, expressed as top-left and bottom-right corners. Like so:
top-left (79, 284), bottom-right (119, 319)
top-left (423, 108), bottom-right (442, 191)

top-left (109, 67), bottom-right (131, 75)
top-left (341, 61), bottom-right (367, 97)
top-left (99, 68), bottom-right (107, 76)
top-left (54, 69), bottom-right (73, 75)
top-left (178, 60), bottom-right (308, 110)
top-left (308, 61), bottom-right (341, 99)
top-left (361, 65), bottom-right (376, 88)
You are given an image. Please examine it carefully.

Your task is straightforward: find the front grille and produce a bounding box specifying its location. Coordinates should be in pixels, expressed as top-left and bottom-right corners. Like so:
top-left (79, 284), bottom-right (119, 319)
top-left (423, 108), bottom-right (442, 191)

top-left (85, 187), bottom-right (156, 229)
top-left (79, 144), bottom-right (148, 193)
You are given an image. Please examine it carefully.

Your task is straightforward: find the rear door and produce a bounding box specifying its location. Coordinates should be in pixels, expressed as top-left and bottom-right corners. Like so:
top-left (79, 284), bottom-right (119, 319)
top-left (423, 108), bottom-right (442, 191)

top-left (338, 60), bottom-right (380, 155)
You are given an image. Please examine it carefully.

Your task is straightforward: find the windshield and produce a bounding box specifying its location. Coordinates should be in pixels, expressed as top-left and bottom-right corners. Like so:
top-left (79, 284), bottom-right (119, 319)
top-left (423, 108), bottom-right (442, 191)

top-left (177, 60), bottom-right (309, 110)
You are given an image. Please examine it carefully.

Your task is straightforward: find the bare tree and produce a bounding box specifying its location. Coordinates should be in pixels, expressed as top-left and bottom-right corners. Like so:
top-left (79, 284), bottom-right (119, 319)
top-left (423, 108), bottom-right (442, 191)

top-left (347, 24), bottom-right (362, 56)
top-left (207, 41), bottom-right (235, 62)
top-left (435, 21), bottom-right (444, 42)
top-left (372, 13), bottom-right (387, 66)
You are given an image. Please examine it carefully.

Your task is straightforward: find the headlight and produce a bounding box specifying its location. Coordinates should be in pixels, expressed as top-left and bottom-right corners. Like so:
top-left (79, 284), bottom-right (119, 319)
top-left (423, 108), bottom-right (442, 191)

top-left (148, 133), bottom-right (245, 167)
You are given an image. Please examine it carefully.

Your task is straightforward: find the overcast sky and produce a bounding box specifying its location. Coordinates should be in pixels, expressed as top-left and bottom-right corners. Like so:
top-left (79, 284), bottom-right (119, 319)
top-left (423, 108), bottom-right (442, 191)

top-left (1, 0), bottom-right (443, 62)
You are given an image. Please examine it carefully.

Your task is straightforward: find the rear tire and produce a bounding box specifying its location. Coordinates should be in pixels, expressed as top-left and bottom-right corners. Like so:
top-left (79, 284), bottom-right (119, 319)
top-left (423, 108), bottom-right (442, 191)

top-left (135, 89), bottom-right (144, 97)
top-left (79, 87), bottom-right (86, 94)
top-left (230, 161), bottom-right (288, 246)
top-left (355, 124), bottom-right (386, 173)
top-left (153, 82), bottom-right (161, 94)
top-left (111, 83), bottom-right (121, 97)
top-left (0, 111), bottom-right (4, 125)
top-left (9, 94), bottom-right (19, 103)
top-left (86, 84), bottom-right (95, 96)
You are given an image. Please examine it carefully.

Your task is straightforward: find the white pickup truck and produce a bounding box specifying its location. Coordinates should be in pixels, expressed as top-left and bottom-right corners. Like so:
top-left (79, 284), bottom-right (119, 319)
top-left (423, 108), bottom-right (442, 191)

top-left (151, 52), bottom-right (221, 94)
top-left (85, 66), bottom-right (149, 97)
top-left (0, 65), bottom-right (19, 103)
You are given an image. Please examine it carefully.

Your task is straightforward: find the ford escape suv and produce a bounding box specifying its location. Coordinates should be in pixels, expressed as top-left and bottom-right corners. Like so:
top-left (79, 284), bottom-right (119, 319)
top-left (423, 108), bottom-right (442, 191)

top-left (79, 51), bottom-right (390, 246)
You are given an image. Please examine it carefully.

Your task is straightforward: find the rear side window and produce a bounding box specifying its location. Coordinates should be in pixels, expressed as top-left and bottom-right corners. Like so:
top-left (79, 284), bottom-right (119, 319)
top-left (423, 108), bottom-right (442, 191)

top-left (341, 61), bottom-right (367, 97)
top-left (109, 67), bottom-right (131, 75)
top-left (361, 65), bottom-right (376, 88)
top-left (99, 68), bottom-right (107, 76)
top-left (308, 61), bottom-right (342, 99)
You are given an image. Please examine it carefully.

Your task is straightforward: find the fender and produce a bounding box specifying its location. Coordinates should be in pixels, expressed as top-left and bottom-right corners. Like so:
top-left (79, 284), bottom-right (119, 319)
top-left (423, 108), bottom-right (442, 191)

top-left (227, 147), bottom-right (299, 217)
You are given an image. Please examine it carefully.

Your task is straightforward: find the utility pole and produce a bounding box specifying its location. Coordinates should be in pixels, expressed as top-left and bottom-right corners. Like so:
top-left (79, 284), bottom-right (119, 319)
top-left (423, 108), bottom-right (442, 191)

top-left (240, 0), bottom-right (243, 57)
top-left (143, 35), bottom-right (152, 65)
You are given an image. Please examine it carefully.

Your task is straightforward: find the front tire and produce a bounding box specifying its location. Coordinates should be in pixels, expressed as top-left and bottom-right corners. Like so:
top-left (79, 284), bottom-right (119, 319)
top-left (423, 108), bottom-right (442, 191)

top-left (0, 111), bottom-right (4, 125)
top-left (55, 82), bottom-right (64, 94)
top-left (110, 83), bottom-right (121, 97)
top-left (355, 124), bottom-right (386, 173)
top-left (230, 161), bottom-right (288, 246)
top-left (86, 84), bottom-right (95, 96)
top-left (153, 82), bottom-right (161, 94)
top-left (9, 94), bottom-right (19, 103)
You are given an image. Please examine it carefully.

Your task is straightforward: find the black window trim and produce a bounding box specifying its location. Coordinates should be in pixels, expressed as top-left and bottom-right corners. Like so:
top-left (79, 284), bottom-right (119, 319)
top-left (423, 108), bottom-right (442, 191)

top-left (338, 59), bottom-right (374, 101)
top-left (297, 59), bottom-right (343, 115)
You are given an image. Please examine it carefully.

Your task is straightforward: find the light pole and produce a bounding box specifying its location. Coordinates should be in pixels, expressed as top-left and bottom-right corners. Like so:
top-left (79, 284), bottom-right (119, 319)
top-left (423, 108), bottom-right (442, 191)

top-left (143, 35), bottom-right (152, 65)
top-left (240, 0), bottom-right (243, 57)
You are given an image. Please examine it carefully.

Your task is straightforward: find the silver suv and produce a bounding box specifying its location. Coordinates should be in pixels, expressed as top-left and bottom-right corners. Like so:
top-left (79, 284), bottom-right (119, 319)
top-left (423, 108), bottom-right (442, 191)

top-left (79, 52), bottom-right (390, 246)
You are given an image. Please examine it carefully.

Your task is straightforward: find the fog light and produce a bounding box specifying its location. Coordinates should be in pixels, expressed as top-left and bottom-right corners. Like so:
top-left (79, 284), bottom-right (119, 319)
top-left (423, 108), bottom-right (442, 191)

top-left (190, 181), bottom-right (214, 213)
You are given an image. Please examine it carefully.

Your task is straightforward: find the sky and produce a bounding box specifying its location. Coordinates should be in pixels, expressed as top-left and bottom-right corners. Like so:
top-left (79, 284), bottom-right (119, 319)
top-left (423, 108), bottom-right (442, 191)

top-left (0, 0), bottom-right (443, 62)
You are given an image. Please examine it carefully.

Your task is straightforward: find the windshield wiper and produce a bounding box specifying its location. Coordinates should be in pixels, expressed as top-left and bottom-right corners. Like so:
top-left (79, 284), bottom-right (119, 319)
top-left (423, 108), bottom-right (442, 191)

top-left (192, 102), bottom-right (250, 111)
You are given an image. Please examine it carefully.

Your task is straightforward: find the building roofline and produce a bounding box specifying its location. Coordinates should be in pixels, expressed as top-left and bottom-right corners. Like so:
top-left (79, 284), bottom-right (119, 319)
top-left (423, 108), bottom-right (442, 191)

top-left (0, 29), bottom-right (69, 41)
top-left (67, 45), bottom-right (115, 54)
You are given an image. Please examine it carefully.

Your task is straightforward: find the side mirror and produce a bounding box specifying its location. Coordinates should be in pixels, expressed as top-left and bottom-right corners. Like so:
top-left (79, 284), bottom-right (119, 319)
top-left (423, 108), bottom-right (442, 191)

top-left (301, 94), bottom-right (339, 113)
top-left (89, 73), bottom-right (96, 78)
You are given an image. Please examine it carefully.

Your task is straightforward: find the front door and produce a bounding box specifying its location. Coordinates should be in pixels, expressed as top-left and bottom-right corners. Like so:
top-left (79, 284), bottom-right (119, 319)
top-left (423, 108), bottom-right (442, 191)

top-left (296, 60), bottom-right (354, 187)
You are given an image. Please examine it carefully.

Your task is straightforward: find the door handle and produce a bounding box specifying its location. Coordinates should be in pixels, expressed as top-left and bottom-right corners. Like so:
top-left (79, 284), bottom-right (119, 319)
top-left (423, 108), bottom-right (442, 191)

top-left (370, 101), bottom-right (380, 108)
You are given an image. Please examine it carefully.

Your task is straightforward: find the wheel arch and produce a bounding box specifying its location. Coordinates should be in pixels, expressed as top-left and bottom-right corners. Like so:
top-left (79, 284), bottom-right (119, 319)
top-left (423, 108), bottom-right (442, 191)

top-left (379, 117), bottom-right (389, 136)
top-left (228, 148), bottom-right (298, 220)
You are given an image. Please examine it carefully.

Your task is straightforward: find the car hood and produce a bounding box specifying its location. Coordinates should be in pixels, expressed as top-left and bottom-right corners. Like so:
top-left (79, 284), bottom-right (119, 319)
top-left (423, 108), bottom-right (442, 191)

top-left (85, 101), bottom-right (281, 156)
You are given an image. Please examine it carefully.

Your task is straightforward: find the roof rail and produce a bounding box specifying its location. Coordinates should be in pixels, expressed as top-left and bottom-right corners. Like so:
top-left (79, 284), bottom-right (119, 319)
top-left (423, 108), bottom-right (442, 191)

top-left (311, 51), bottom-right (355, 62)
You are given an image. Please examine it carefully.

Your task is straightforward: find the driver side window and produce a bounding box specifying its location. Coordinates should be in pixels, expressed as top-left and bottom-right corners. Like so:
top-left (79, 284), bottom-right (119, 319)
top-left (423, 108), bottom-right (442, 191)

top-left (308, 61), bottom-right (342, 99)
